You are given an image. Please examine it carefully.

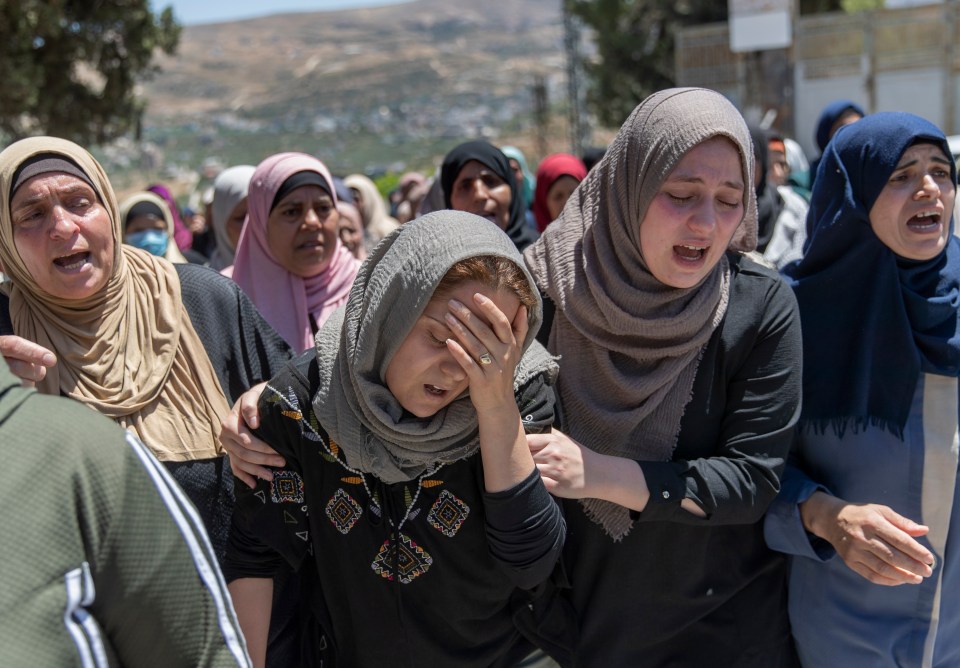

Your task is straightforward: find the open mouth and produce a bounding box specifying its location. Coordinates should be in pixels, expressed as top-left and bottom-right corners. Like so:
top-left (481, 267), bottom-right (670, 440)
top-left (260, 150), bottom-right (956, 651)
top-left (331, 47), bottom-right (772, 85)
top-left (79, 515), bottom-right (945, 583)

top-left (674, 244), bottom-right (707, 262)
top-left (424, 384), bottom-right (447, 397)
top-left (53, 251), bottom-right (90, 271)
top-left (907, 210), bottom-right (942, 232)
top-left (472, 210), bottom-right (498, 224)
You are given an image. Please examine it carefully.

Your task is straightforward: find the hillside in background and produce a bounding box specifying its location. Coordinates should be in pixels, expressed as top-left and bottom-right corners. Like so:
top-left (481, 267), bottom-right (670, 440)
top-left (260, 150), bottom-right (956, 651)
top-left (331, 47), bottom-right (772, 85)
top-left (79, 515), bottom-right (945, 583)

top-left (115, 0), bottom-right (579, 185)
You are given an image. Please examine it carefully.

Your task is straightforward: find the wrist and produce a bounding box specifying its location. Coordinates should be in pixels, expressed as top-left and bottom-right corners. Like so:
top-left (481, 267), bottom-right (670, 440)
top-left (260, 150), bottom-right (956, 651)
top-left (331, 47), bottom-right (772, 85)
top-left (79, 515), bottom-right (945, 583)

top-left (799, 490), bottom-right (837, 540)
top-left (592, 453), bottom-right (649, 512)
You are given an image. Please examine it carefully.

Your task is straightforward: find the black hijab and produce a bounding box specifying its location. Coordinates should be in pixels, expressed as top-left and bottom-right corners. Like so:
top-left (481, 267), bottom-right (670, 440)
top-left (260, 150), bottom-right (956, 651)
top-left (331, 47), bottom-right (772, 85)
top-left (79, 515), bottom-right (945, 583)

top-left (440, 141), bottom-right (539, 252)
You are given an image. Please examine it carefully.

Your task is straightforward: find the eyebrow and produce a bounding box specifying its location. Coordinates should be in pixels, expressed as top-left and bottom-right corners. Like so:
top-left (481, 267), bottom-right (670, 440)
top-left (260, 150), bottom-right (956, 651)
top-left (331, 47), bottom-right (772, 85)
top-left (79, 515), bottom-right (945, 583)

top-left (894, 155), bottom-right (952, 170)
top-left (457, 169), bottom-right (499, 181)
top-left (667, 175), bottom-right (745, 190)
top-left (12, 184), bottom-right (96, 211)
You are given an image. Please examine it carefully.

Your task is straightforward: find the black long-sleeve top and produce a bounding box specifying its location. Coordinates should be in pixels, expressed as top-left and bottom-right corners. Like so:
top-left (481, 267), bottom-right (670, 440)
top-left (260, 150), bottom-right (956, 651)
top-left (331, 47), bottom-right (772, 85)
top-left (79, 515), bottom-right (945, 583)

top-left (544, 254), bottom-right (803, 667)
top-left (224, 351), bottom-right (565, 667)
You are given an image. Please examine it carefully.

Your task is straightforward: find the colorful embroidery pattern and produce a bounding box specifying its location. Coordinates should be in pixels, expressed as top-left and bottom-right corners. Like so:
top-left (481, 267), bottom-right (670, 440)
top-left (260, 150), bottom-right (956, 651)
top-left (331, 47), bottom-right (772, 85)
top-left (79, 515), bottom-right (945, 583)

top-left (326, 488), bottom-right (363, 535)
top-left (270, 470), bottom-right (305, 504)
top-left (371, 533), bottom-right (433, 584)
top-left (427, 490), bottom-right (470, 538)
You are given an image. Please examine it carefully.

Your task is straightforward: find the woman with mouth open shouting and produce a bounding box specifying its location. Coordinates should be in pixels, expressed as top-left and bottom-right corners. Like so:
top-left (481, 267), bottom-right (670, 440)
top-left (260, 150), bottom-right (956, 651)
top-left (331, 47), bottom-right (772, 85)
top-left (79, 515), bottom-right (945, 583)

top-left (440, 140), bottom-right (540, 253)
top-left (222, 211), bottom-right (563, 667)
top-left (230, 152), bottom-right (361, 354)
top-left (0, 136), bottom-right (294, 566)
top-left (764, 112), bottom-right (960, 666)
top-left (522, 88), bottom-right (803, 666)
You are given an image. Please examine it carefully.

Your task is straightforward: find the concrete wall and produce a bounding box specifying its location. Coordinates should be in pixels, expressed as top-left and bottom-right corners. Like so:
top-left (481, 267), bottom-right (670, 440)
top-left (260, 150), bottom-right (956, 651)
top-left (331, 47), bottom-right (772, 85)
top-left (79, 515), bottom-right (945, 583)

top-left (676, 3), bottom-right (960, 161)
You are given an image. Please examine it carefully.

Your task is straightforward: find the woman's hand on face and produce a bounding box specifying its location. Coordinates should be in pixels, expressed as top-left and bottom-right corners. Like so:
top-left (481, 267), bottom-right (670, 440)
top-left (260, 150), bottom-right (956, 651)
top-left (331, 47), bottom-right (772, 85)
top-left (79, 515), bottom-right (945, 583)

top-left (444, 294), bottom-right (527, 415)
top-left (220, 381), bottom-right (285, 489)
top-left (801, 492), bottom-right (935, 586)
top-left (0, 335), bottom-right (56, 387)
top-left (527, 428), bottom-right (593, 498)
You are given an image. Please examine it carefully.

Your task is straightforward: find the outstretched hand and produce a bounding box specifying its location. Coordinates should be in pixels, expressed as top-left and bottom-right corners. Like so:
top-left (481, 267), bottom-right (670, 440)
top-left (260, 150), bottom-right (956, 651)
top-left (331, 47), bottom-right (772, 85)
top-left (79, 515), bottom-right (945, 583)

top-left (220, 381), bottom-right (285, 489)
top-left (802, 492), bottom-right (935, 586)
top-left (0, 335), bottom-right (56, 387)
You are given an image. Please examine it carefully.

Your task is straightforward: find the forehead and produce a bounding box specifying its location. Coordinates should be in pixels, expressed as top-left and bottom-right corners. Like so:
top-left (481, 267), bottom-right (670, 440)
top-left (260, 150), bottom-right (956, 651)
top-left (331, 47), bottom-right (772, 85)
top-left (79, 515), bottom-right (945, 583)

top-left (898, 142), bottom-right (949, 163)
top-left (668, 137), bottom-right (744, 181)
top-left (424, 279), bottom-right (521, 323)
top-left (11, 171), bottom-right (96, 207)
top-left (455, 160), bottom-right (496, 179)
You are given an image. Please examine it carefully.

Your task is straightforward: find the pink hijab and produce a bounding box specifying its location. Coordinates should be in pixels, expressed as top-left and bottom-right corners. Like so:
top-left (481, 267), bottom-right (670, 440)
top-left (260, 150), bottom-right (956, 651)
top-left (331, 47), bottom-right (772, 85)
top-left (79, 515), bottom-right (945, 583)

top-left (231, 153), bottom-right (360, 352)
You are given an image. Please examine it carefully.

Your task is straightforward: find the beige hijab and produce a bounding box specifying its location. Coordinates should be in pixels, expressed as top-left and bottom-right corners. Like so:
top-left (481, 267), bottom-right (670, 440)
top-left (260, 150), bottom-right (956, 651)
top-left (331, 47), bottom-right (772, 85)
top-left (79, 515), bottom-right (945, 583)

top-left (524, 88), bottom-right (758, 539)
top-left (0, 137), bottom-right (230, 462)
top-left (119, 191), bottom-right (189, 264)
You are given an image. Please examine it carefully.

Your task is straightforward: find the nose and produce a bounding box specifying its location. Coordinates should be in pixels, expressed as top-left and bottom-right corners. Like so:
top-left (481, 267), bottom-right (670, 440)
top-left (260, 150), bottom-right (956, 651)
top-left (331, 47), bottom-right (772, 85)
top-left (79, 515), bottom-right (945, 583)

top-left (917, 174), bottom-right (941, 199)
top-left (302, 206), bottom-right (322, 228)
top-left (468, 178), bottom-right (490, 206)
top-left (49, 205), bottom-right (80, 238)
top-left (439, 352), bottom-right (467, 382)
top-left (688, 199), bottom-right (718, 231)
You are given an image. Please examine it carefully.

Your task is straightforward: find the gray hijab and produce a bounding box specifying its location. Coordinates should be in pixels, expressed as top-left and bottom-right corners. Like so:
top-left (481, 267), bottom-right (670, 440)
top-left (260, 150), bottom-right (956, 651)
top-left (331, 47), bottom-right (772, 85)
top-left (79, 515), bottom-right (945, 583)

top-left (314, 210), bottom-right (558, 483)
top-left (524, 87), bottom-right (757, 539)
top-left (209, 165), bottom-right (255, 271)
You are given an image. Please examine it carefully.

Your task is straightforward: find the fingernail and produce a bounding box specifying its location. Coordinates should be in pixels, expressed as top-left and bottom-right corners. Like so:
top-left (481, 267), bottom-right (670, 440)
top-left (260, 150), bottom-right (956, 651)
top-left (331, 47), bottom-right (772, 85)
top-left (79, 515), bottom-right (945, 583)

top-left (474, 293), bottom-right (488, 303)
top-left (449, 298), bottom-right (464, 310)
top-left (42, 353), bottom-right (56, 365)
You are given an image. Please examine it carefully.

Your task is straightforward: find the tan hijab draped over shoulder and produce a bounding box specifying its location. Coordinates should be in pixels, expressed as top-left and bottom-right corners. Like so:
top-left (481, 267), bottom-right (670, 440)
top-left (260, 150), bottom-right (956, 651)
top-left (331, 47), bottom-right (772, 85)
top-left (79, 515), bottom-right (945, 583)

top-left (524, 88), bottom-right (758, 539)
top-left (0, 137), bottom-right (230, 461)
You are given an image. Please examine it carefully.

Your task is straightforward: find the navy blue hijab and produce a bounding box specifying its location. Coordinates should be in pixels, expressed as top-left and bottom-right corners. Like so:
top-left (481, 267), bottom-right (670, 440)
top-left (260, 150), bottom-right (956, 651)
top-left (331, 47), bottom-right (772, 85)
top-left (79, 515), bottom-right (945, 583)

top-left (440, 140), bottom-right (539, 252)
top-left (815, 99), bottom-right (866, 153)
top-left (786, 112), bottom-right (960, 435)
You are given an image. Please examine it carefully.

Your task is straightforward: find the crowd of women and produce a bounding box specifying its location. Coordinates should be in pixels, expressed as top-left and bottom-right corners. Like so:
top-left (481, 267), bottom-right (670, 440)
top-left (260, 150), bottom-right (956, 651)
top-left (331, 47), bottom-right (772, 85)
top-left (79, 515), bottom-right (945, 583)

top-left (0, 87), bottom-right (957, 668)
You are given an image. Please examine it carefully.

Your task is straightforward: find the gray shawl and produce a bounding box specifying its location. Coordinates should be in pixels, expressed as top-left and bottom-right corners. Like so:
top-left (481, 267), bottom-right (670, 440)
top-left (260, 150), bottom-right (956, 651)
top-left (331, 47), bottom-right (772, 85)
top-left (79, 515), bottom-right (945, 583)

top-left (314, 210), bottom-right (558, 483)
top-left (209, 165), bottom-right (255, 271)
top-left (524, 87), bottom-right (758, 539)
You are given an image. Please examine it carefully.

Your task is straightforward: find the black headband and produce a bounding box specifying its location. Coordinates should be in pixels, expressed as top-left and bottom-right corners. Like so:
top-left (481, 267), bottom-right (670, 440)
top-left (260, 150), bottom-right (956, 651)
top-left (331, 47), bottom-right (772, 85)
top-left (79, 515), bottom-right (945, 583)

top-left (10, 154), bottom-right (96, 205)
top-left (270, 170), bottom-right (331, 213)
top-left (125, 200), bottom-right (166, 227)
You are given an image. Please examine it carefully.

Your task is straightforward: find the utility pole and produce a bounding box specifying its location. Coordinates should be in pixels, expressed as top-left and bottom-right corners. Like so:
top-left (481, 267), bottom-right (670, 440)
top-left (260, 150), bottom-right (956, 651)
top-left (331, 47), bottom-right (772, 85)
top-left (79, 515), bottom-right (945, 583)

top-left (533, 75), bottom-right (549, 160)
top-left (563, 0), bottom-right (586, 157)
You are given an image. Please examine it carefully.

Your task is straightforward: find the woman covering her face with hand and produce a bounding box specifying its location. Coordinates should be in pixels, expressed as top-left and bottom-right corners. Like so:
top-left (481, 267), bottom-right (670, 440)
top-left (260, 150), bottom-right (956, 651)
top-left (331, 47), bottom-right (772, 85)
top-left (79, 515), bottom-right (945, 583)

top-left (224, 211), bottom-right (563, 667)
top-left (764, 112), bottom-right (960, 666)
top-left (523, 88), bottom-right (802, 666)
top-left (231, 153), bottom-right (360, 353)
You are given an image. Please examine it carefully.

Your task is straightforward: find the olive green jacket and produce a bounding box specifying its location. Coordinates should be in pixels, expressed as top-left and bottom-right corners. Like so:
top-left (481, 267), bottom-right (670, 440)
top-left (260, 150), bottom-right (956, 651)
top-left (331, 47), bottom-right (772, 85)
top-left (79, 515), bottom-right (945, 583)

top-left (0, 361), bottom-right (250, 667)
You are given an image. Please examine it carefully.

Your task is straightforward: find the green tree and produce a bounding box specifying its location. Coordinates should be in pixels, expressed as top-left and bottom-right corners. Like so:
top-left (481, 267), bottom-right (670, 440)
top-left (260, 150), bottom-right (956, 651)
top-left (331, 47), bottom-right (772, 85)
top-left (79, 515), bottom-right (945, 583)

top-left (567, 0), bottom-right (728, 128)
top-left (0, 0), bottom-right (180, 145)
